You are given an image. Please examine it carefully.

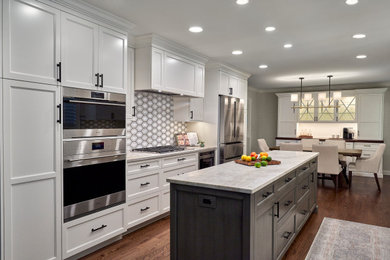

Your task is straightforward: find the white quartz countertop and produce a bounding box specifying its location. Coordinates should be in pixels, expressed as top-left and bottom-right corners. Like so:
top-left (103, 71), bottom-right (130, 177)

top-left (167, 151), bottom-right (318, 194)
top-left (126, 146), bottom-right (217, 162)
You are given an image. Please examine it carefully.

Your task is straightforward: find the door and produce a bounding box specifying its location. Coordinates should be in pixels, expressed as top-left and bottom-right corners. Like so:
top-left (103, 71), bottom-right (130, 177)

top-left (151, 47), bottom-right (164, 91)
top-left (357, 94), bottom-right (383, 140)
top-left (127, 47), bottom-right (136, 120)
top-left (3, 79), bottom-right (61, 260)
top-left (195, 64), bottom-right (205, 97)
top-left (254, 205), bottom-right (273, 260)
top-left (220, 96), bottom-right (235, 144)
top-left (278, 96), bottom-right (298, 137)
top-left (189, 98), bottom-right (204, 121)
top-left (98, 26), bottom-right (127, 93)
top-left (3, 0), bottom-right (61, 85)
top-left (219, 72), bottom-right (230, 96)
top-left (61, 12), bottom-right (99, 89)
top-left (229, 76), bottom-right (239, 97)
top-left (235, 98), bottom-right (245, 142)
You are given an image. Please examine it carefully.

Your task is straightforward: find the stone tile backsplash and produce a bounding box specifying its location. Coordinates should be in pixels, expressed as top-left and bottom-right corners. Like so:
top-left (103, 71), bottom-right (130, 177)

top-left (127, 92), bottom-right (187, 149)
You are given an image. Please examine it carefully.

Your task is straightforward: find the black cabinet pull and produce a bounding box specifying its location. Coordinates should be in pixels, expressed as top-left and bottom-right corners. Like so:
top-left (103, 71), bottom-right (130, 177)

top-left (229, 87), bottom-right (233, 95)
top-left (132, 106), bottom-right (136, 117)
top-left (282, 231), bottom-right (292, 239)
top-left (274, 202), bottom-right (280, 218)
top-left (285, 177), bottom-right (293, 183)
top-left (300, 210), bottom-right (308, 215)
top-left (140, 164), bottom-right (150, 168)
top-left (311, 173), bottom-right (314, 183)
top-left (140, 182), bottom-right (150, 187)
top-left (262, 191), bottom-right (272, 198)
top-left (91, 224), bottom-right (107, 232)
top-left (95, 73), bottom-right (100, 87)
top-left (57, 62), bottom-right (62, 82)
top-left (190, 111), bottom-right (194, 119)
top-left (100, 74), bottom-right (104, 88)
top-left (140, 206), bottom-right (150, 212)
top-left (57, 104), bottom-right (62, 124)
top-left (284, 200), bottom-right (293, 207)
top-left (302, 185), bottom-right (308, 190)
top-left (302, 167), bottom-right (308, 171)
top-left (177, 158), bottom-right (186, 162)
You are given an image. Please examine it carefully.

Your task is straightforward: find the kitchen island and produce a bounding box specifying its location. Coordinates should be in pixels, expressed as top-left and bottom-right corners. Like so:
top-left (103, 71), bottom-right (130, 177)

top-left (167, 151), bottom-right (318, 260)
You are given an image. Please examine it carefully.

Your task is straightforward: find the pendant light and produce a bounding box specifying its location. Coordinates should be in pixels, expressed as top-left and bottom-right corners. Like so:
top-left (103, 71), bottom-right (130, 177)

top-left (291, 77), bottom-right (305, 111)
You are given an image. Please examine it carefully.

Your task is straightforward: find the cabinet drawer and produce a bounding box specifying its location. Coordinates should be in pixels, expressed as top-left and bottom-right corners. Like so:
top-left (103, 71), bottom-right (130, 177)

top-left (255, 184), bottom-right (274, 205)
top-left (276, 188), bottom-right (295, 223)
top-left (296, 193), bottom-right (309, 231)
top-left (162, 163), bottom-right (198, 188)
top-left (296, 164), bottom-right (311, 179)
top-left (346, 142), bottom-right (354, 149)
top-left (162, 153), bottom-right (197, 168)
top-left (296, 176), bottom-right (310, 202)
top-left (360, 150), bottom-right (375, 159)
top-left (354, 143), bottom-right (381, 150)
top-left (275, 213), bottom-right (295, 259)
top-left (127, 194), bottom-right (160, 227)
top-left (127, 171), bottom-right (160, 200)
top-left (127, 160), bottom-right (160, 175)
top-left (64, 208), bottom-right (125, 257)
top-left (275, 171), bottom-right (296, 193)
top-left (161, 190), bottom-right (170, 212)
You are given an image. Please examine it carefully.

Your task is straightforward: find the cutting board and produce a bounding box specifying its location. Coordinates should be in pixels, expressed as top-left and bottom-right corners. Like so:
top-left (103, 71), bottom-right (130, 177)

top-left (235, 159), bottom-right (281, 166)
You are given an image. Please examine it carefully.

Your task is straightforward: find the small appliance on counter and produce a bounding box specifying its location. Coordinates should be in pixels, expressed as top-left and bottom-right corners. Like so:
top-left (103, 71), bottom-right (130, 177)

top-left (343, 128), bottom-right (355, 139)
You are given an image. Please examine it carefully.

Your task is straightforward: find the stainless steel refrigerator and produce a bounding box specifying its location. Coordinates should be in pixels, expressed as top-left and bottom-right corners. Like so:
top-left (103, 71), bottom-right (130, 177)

top-left (219, 95), bottom-right (244, 163)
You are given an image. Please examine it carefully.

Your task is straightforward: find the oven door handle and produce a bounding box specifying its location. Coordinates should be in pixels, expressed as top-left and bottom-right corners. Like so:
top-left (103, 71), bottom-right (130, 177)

top-left (66, 100), bottom-right (126, 107)
top-left (65, 153), bottom-right (126, 162)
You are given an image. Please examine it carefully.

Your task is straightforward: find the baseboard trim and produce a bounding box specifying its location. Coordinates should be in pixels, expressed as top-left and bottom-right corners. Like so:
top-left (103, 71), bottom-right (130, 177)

top-left (353, 172), bottom-right (383, 178)
top-left (383, 170), bottom-right (390, 176)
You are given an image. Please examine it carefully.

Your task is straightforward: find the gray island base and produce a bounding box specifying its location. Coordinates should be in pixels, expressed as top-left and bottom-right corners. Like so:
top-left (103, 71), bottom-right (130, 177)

top-left (167, 151), bottom-right (319, 260)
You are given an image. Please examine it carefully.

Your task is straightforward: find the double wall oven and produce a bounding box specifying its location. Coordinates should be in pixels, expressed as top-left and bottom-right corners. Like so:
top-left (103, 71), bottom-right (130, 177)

top-left (62, 87), bottom-right (126, 222)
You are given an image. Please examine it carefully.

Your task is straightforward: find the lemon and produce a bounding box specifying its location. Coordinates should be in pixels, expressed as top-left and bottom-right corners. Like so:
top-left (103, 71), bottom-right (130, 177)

top-left (241, 155), bottom-right (246, 161)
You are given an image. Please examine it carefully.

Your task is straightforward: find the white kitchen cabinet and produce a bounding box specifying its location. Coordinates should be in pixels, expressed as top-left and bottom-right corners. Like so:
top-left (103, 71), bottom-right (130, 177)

top-left (219, 72), bottom-right (241, 97)
top-left (127, 47), bottom-right (136, 120)
top-left (277, 94), bottom-right (298, 137)
top-left (3, 0), bottom-right (61, 85)
top-left (60, 12), bottom-right (99, 89)
top-left (173, 97), bottom-right (204, 122)
top-left (238, 78), bottom-right (248, 99)
top-left (195, 64), bottom-right (205, 97)
top-left (357, 93), bottom-right (384, 140)
top-left (2, 79), bottom-right (61, 260)
top-left (98, 26), bottom-right (127, 92)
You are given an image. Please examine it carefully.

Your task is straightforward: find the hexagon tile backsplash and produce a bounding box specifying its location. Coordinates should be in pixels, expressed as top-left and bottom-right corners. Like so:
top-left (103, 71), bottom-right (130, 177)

top-left (127, 92), bottom-right (187, 150)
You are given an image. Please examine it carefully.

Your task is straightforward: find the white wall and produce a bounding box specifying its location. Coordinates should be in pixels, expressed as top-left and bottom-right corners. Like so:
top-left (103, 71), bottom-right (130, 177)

top-left (296, 123), bottom-right (358, 139)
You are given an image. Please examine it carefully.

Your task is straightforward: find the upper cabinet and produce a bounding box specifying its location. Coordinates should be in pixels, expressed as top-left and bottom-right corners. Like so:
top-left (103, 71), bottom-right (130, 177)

top-left (3, 0), bottom-right (128, 93)
top-left (357, 91), bottom-right (385, 140)
top-left (135, 34), bottom-right (207, 97)
top-left (173, 97), bottom-right (204, 122)
top-left (277, 94), bottom-right (298, 138)
top-left (3, 0), bottom-right (61, 85)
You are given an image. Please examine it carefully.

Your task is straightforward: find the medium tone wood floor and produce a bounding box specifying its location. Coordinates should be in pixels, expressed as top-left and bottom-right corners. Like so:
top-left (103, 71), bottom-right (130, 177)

top-left (82, 176), bottom-right (390, 260)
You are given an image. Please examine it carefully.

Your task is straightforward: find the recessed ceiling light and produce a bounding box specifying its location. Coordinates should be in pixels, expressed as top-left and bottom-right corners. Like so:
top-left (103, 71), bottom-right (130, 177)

top-left (236, 0), bottom-right (249, 5)
top-left (283, 43), bottom-right (293, 48)
top-left (346, 0), bottom-right (358, 5)
top-left (356, 55), bottom-right (367, 59)
top-left (353, 34), bottom-right (366, 39)
top-left (188, 26), bottom-right (203, 33)
top-left (265, 26), bottom-right (276, 32)
top-left (259, 65), bottom-right (268, 69)
top-left (232, 50), bottom-right (243, 55)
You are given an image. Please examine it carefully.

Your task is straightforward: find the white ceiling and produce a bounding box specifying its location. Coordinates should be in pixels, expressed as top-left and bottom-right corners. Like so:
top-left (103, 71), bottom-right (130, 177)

top-left (84, 0), bottom-right (390, 89)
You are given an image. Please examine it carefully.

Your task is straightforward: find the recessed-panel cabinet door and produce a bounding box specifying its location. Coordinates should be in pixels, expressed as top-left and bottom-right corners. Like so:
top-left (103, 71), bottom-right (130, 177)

top-left (164, 52), bottom-right (197, 96)
top-left (357, 94), bottom-right (383, 139)
top-left (219, 72), bottom-right (230, 96)
top-left (61, 12), bottom-right (99, 89)
top-left (3, 80), bottom-right (61, 260)
top-left (3, 0), bottom-right (60, 85)
top-left (98, 26), bottom-right (127, 93)
top-left (151, 47), bottom-right (164, 91)
top-left (195, 64), bottom-right (205, 97)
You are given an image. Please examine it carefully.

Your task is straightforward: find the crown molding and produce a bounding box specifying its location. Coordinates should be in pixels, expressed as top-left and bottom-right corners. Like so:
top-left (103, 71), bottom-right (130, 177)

top-left (206, 61), bottom-right (251, 80)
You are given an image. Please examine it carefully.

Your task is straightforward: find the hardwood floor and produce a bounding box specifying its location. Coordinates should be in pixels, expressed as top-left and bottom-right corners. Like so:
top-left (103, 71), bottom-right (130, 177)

top-left (82, 176), bottom-right (390, 260)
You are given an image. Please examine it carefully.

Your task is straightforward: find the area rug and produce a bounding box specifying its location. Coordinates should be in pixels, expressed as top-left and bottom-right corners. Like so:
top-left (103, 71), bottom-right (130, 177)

top-left (305, 217), bottom-right (390, 260)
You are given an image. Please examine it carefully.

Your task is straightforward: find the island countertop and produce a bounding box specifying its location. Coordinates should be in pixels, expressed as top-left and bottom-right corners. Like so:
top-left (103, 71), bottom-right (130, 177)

top-left (167, 151), bottom-right (318, 194)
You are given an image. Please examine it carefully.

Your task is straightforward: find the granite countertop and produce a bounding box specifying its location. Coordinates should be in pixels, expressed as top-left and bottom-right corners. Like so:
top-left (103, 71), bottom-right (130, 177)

top-left (167, 151), bottom-right (318, 194)
top-left (126, 146), bottom-right (217, 162)
top-left (276, 137), bottom-right (384, 143)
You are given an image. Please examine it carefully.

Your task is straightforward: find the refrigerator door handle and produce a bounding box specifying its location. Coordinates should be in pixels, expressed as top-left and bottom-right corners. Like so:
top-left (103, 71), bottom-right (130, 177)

top-left (233, 101), bottom-right (237, 137)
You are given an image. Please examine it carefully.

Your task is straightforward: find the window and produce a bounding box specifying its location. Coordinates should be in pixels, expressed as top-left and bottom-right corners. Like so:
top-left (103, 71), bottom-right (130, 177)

top-left (338, 96), bottom-right (356, 121)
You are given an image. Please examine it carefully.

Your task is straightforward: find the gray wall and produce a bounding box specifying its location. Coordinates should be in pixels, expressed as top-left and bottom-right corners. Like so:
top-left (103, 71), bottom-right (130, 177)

top-left (247, 88), bottom-right (278, 153)
top-left (383, 90), bottom-right (390, 173)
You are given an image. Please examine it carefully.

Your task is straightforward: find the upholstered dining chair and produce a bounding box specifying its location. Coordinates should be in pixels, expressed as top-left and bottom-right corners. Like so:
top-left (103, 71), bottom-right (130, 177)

top-left (257, 138), bottom-right (270, 152)
top-left (301, 138), bottom-right (320, 150)
top-left (348, 144), bottom-right (386, 192)
top-left (280, 143), bottom-right (303, 151)
top-left (312, 144), bottom-right (344, 191)
top-left (324, 139), bottom-right (347, 160)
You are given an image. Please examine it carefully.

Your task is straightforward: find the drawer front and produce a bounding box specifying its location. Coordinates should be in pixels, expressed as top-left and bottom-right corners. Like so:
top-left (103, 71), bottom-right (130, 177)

top-left (127, 194), bottom-right (160, 227)
top-left (255, 184), bottom-right (274, 205)
top-left (277, 188), bottom-right (295, 223)
top-left (127, 171), bottom-right (160, 200)
top-left (162, 153), bottom-right (197, 168)
top-left (275, 171), bottom-right (296, 193)
top-left (296, 163), bottom-right (310, 178)
top-left (296, 193), bottom-right (309, 231)
top-left (360, 150), bottom-right (375, 159)
top-left (275, 213), bottom-right (295, 259)
top-left (161, 190), bottom-right (170, 212)
top-left (354, 142), bottom-right (380, 150)
top-left (296, 176), bottom-right (310, 202)
top-left (65, 208), bottom-right (125, 256)
top-left (127, 160), bottom-right (160, 175)
top-left (162, 163), bottom-right (198, 188)
top-left (309, 172), bottom-right (317, 210)
top-left (346, 142), bottom-right (353, 149)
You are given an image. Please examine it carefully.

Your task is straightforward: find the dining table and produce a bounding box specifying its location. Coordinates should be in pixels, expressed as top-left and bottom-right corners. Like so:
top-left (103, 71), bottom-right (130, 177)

top-left (269, 146), bottom-right (363, 158)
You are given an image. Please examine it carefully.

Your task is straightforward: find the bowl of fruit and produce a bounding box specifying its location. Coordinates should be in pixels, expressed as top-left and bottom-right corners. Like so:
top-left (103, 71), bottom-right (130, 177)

top-left (236, 152), bottom-right (280, 168)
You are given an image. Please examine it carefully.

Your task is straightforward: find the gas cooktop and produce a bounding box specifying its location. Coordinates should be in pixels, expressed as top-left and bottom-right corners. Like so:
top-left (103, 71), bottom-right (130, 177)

top-left (133, 146), bottom-right (185, 154)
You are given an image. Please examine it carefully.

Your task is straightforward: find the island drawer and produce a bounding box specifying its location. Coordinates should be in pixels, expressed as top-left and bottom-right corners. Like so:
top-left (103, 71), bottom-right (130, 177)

top-left (275, 171), bottom-right (296, 193)
top-left (255, 184), bottom-right (274, 205)
top-left (127, 160), bottom-right (161, 175)
top-left (296, 163), bottom-right (311, 178)
top-left (275, 213), bottom-right (295, 259)
top-left (276, 187), bottom-right (295, 224)
top-left (296, 176), bottom-right (310, 202)
top-left (127, 171), bottom-right (160, 200)
top-left (162, 153), bottom-right (198, 168)
top-left (296, 193), bottom-right (309, 231)
top-left (161, 163), bottom-right (198, 188)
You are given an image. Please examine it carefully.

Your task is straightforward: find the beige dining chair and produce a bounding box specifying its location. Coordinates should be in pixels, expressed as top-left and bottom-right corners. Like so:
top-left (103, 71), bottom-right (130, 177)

top-left (325, 139), bottom-right (348, 161)
top-left (280, 143), bottom-right (303, 151)
top-left (312, 144), bottom-right (343, 191)
top-left (257, 138), bottom-right (270, 152)
top-left (301, 138), bottom-right (320, 150)
top-left (348, 144), bottom-right (386, 192)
